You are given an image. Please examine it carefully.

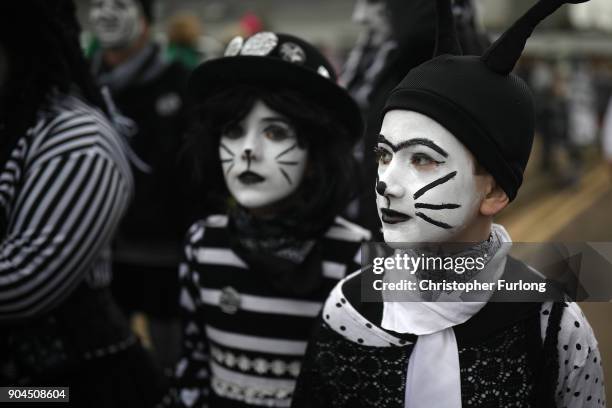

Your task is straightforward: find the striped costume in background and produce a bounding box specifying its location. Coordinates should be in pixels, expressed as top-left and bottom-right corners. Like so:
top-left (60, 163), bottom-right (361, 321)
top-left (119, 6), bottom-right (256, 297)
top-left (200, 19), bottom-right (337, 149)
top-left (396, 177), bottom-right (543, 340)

top-left (173, 214), bottom-right (370, 408)
top-left (0, 92), bottom-right (133, 321)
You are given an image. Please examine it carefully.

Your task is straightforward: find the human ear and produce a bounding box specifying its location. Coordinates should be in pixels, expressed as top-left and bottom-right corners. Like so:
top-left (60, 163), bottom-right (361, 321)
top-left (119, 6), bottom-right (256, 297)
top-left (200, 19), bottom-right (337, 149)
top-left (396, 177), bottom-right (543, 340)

top-left (479, 175), bottom-right (509, 216)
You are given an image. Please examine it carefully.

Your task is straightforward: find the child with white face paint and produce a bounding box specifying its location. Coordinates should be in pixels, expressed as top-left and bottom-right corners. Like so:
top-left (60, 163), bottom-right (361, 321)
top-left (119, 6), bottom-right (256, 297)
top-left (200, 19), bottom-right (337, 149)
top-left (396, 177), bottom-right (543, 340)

top-left (293, 1), bottom-right (605, 408)
top-left (219, 101), bottom-right (309, 210)
top-left (167, 33), bottom-right (370, 408)
top-left (375, 110), bottom-right (486, 244)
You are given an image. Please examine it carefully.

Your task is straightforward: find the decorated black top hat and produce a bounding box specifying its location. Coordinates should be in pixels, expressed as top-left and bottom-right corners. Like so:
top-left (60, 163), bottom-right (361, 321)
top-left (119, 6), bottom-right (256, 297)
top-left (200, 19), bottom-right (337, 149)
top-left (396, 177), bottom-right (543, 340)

top-left (188, 32), bottom-right (363, 141)
top-left (383, 0), bottom-right (588, 201)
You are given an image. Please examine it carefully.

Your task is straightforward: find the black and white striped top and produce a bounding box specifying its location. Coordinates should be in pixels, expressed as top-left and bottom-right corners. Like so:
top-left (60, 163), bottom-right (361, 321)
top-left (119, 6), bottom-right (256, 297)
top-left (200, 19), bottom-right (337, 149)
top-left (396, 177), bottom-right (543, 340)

top-left (173, 214), bottom-right (370, 408)
top-left (0, 93), bottom-right (133, 321)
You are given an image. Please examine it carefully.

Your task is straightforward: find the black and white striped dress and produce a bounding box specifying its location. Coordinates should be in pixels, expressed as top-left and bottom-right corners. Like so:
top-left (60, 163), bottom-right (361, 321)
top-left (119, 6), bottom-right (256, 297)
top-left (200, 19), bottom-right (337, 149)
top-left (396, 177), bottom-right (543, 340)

top-left (0, 92), bottom-right (133, 320)
top-left (173, 214), bottom-right (370, 408)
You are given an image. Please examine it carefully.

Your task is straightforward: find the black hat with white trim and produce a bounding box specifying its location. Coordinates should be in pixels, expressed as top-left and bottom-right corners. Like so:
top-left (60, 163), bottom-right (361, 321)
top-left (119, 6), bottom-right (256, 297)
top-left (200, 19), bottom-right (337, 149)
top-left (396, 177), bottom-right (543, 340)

top-left (188, 32), bottom-right (363, 142)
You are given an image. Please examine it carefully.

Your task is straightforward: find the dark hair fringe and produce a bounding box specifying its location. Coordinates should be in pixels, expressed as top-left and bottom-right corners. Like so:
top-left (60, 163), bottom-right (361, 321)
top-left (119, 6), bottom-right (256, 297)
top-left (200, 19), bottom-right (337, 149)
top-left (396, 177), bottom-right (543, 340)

top-left (181, 84), bottom-right (359, 232)
top-left (0, 0), bottom-right (108, 168)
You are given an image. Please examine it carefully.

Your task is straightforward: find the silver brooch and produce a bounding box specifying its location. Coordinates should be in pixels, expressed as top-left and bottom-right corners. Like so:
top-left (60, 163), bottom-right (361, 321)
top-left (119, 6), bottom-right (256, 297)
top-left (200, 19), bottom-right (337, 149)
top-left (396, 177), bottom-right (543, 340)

top-left (279, 42), bottom-right (306, 64)
top-left (241, 32), bottom-right (278, 56)
top-left (219, 286), bottom-right (241, 314)
top-left (224, 36), bottom-right (244, 57)
top-left (317, 66), bottom-right (331, 79)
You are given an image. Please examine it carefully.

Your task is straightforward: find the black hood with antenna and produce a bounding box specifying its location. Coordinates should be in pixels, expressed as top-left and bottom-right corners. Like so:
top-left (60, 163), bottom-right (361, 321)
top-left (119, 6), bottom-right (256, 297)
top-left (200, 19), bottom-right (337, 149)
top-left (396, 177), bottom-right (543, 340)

top-left (383, 0), bottom-right (589, 201)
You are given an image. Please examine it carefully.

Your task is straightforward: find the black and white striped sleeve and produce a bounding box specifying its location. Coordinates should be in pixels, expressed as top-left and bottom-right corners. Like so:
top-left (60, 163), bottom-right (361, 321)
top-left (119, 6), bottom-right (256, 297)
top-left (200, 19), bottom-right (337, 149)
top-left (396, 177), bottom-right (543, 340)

top-left (0, 113), bottom-right (132, 321)
top-left (172, 222), bottom-right (211, 408)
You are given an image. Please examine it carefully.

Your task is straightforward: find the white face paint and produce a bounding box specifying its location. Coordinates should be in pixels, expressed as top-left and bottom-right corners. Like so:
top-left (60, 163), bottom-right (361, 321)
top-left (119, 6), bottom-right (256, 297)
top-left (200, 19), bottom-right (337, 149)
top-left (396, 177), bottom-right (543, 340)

top-left (375, 110), bottom-right (484, 244)
top-left (220, 100), bottom-right (309, 210)
top-left (90, 0), bottom-right (144, 49)
top-left (352, 0), bottom-right (391, 40)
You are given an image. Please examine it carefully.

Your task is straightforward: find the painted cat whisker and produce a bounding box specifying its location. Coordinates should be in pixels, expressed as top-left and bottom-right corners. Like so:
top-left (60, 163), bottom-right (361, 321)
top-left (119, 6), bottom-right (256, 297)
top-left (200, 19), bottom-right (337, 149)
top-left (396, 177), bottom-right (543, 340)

top-left (279, 167), bottom-right (293, 185)
top-left (220, 143), bottom-right (235, 157)
top-left (415, 212), bottom-right (452, 229)
top-left (415, 203), bottom-right (461, 210)
top-left (413, 171), bottom-right (457, 200)
top-left (275, 143), bottom-right (298, 160)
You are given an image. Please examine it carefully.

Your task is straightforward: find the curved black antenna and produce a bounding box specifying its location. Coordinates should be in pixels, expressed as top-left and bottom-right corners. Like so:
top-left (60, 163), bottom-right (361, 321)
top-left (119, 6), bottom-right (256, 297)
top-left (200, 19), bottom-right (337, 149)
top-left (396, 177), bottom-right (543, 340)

top-left (482, 0), bottom-right (589, 75)
top-left (434, 0), bottom-right (463, 56)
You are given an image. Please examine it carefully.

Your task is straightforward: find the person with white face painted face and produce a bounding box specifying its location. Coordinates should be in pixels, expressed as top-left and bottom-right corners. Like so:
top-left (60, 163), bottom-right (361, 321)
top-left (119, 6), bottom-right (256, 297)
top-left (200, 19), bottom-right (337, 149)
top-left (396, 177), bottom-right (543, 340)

top-left (219, 101), bottom-right (309, 211)
top-left (293, 1), bottom-right (604, 408)
top-left (90, 0), bottom-right (146, 50)
top-left (341, 0), bottom-right (489, 239)
top-left (375, 110), bottom-right (490, 245)
top-left (165, 32), bottom-right (370, 408)
top-left (88, 0), bottom-right (196, 371)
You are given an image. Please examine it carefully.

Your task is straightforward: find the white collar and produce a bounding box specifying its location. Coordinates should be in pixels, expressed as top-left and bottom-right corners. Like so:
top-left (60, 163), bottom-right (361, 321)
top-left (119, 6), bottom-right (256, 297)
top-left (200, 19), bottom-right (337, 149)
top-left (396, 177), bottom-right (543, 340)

top-left (380, 224), bottom-right (512, 335)
top-left (379, 224), bottom-right (512, 408)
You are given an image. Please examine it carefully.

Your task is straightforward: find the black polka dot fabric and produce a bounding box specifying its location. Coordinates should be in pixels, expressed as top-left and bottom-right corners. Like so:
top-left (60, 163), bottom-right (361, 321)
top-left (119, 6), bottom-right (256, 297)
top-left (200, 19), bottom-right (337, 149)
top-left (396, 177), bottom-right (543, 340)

top-left (321, 272), bottom-right (413, 347)
top-left (295, 275), bottom-right (606, 408)
top-left (540, 302), bottom-right (606, 408)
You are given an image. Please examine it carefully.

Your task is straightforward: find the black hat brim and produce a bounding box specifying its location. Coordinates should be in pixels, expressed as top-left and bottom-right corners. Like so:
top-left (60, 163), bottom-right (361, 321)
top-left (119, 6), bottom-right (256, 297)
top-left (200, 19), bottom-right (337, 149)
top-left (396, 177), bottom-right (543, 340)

top-left (188, 56), bottom-right (363, 143)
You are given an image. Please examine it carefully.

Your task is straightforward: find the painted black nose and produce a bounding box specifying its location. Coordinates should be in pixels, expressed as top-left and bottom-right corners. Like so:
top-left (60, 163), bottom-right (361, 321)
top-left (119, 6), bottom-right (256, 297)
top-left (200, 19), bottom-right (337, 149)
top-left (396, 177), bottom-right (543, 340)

top-left (376, 181), bottom-right (387, 196)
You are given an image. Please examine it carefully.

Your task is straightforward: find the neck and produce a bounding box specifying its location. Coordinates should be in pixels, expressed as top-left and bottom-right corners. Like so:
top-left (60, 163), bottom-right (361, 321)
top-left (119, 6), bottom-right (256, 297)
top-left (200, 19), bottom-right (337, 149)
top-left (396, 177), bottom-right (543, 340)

top-left (412, 226), bottom-right (501, 300)
top-left (102, 31), bottom-right (149, 67)
top-left (243, 190), bottom-right (303, 219)
top-left (449, 217), bottom-right (493, 243)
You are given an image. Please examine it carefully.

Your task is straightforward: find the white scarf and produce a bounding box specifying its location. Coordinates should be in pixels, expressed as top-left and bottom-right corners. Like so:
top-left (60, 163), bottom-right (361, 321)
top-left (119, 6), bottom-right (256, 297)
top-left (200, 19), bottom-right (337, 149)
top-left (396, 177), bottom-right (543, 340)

top-left (380, 224), bottom-right (512, 408)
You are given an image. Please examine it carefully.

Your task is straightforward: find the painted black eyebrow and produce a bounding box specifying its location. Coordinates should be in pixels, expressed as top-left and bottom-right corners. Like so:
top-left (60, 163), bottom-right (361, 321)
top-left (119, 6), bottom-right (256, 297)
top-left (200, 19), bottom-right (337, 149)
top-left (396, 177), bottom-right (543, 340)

top-left (413, 171), bottom-right (457, 200)
top-left (397, 138), bottom-right (448, 157)
top-left (377, 134), bottom-right (449, 158)
top-left (377, 134), bottom-right (395, 150)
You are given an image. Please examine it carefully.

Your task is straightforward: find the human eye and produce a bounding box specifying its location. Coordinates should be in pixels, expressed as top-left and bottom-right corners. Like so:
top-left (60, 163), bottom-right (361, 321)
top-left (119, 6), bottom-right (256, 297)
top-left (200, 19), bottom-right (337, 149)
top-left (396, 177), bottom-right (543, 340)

top-left (374, 146), bottom-right (392, 165)
top-left (222, 124), bottom-right (243, 140)
top-left (411, 153), bottom-right (444, 169)
top-left (263, 124), bottom-right (294, 142)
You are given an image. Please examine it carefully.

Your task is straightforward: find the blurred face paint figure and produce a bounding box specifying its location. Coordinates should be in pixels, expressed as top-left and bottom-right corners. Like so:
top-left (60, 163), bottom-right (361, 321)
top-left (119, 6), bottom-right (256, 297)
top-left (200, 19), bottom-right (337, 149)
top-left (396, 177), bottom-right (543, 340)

top-left (375, 110), bottom-right (483, 244)
top-left (220, 100), bottom-right (309, 209)
top-left (352, 0), bottom-right (391, 41)
top-left (90, 0), bottom-right (144, 49)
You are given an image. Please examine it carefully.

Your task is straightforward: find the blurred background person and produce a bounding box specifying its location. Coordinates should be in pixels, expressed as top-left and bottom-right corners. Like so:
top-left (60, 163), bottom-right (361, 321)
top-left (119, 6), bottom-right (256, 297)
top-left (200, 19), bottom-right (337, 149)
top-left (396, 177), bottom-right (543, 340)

top-left (0, 1), bottom-right (165, 405)
top-left (166, 12), bottom-right (204, 69)
top-left (534, 62), bottom-right (584, 187)
top-left (88, 0), bottom-right (196, 372)
top-left (341, 0), bottom-right (489, 237)
top-left (602, 90), bottom-right (612, 176)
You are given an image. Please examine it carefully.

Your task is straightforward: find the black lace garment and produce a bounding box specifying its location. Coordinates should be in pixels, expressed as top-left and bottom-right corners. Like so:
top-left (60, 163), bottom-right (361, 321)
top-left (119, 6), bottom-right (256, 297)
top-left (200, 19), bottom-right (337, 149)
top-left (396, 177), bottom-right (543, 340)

top-left (293, 316), bottom-right (542, 408)
top-left (291, 255), bottom-right (606, 408)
